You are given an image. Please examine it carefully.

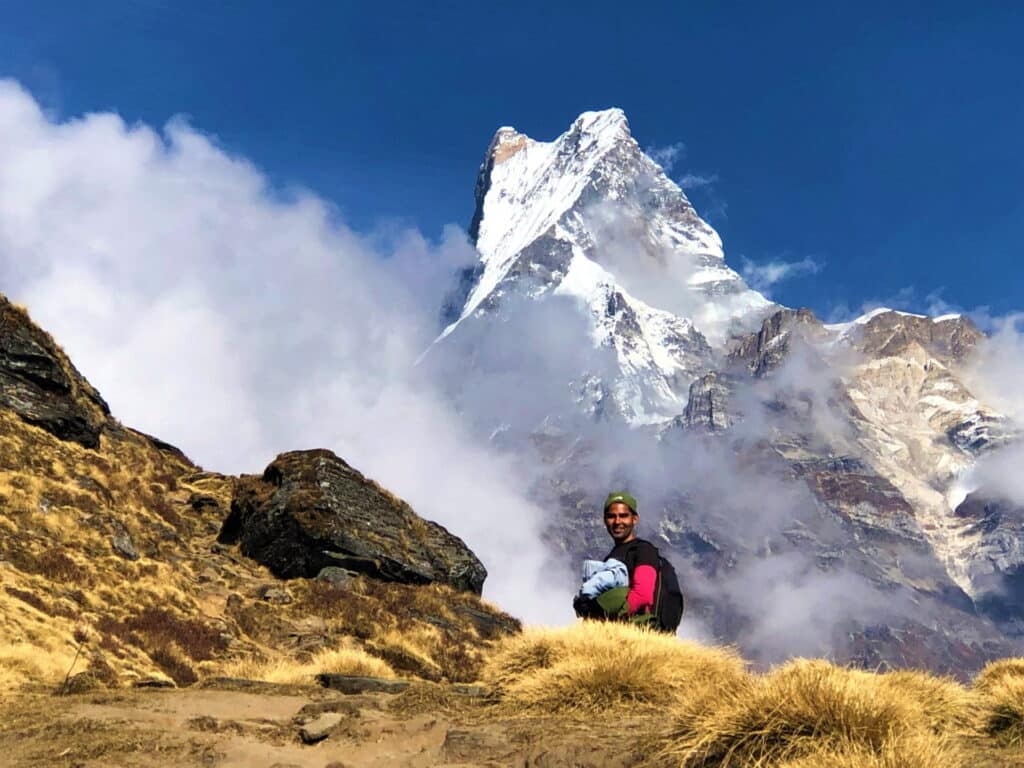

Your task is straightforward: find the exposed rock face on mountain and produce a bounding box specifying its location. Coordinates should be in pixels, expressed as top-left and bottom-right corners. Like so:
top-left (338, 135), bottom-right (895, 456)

top-left (954, 492), bottom-right (1024, 631)
top-left (674, 306), bottom-right (1020, 669)
top-left (436, 109), bottom-right (1024, 674)
top-left (0, 296), bottom-right (109, 448)
top-left (436, 109), bottom-right (773, 424)
top-left (220, 449), bottom-right (487, 594)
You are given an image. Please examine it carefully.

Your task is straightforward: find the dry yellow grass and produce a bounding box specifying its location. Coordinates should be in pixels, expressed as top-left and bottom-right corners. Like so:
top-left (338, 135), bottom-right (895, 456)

top-left (973, 657), bottom-right (1024, 748)
top-left (657, 659), bottom-right (939, 767)
top-left (771, 732), bottom-right (969, 768)
top-left (0, 636), bottom-right (77, 691)
top-left (974, 657), bottom-right (1024, 692)
top-left (482, 621), bottom-right (750, 715)
top-left (651, 655), bottom-right (978, 768)
top-left (482, 629), bottom-right (1022, 768)
top-left (872, 668), bottom-right (977, 734)
top-left (0, 395), bottom-right (515, 693)
top-left (217, 640), bottom-right (394, 684)
top-left (369, 627), bottom-right (444, 676)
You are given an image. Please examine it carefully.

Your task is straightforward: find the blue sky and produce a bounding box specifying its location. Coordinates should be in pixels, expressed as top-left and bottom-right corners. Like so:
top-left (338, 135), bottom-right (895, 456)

top-left (1, 1), bottom-right (1021, 320)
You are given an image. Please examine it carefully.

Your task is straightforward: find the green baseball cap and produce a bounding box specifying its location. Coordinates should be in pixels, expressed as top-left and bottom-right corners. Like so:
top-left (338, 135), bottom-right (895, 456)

top-left (604, 491), bottom-right (637, 514)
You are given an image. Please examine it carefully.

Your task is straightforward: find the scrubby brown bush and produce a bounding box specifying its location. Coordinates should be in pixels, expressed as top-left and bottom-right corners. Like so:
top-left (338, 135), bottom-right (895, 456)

top-left (123, 606), bottom-right (227, 662)
top-left (96, 606), bottom-right (227, 685)
top-left (436, 633), bottom-right (484, 683)
top-left (149, 496), bottom-right (182, 528)
top-left (30, 548), bottom-right (90, 584)
top-left (5, 586), bottom-right (50, 615)
top-left (299, 582), bottom-right (393, 637)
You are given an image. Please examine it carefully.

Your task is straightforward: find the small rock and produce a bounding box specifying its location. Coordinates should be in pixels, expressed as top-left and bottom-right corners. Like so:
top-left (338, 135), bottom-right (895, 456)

top-left (315, 674), bottom-right (410, 695)
top-left (74, 474), bottom-right (112, 502)
top-left (225, 593), bottom-right (243, 611)
top-left (111, 532), bottom-right (139, 561)
top-left (419, 614), bottom-right (455, 630)
top-left (316, 567), bottom-right (354, 588)
top-left (257, 585), bottom-right (292, 605)
top-left (133, 677), bottom-right (175, 689)
top-left (299, 712), bottom-right (343, 744)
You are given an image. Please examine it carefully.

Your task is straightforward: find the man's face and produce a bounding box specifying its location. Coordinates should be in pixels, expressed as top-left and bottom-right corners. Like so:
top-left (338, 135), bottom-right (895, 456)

top-left (604, 502), bottom-right (637, 544)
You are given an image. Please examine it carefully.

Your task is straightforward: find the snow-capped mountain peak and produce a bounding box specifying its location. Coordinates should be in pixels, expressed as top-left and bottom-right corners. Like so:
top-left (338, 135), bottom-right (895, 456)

top-left (438, 108), bottom-right (773, 423)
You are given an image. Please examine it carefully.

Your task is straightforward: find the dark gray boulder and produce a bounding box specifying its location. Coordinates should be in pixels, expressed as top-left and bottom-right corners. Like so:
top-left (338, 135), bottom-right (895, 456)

top-left (219, 449), bottom-right (487, 594)
top-left (0, 296), bottom-right (109, 448)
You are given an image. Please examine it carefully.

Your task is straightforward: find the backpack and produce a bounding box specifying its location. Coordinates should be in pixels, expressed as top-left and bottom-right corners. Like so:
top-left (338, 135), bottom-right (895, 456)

top-left (579, 544), bottom-right (684, 632)
top-left (654, 552), bottom-right (684, 633)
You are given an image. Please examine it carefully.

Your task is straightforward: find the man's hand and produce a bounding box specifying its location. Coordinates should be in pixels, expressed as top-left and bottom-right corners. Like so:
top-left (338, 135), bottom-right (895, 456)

top-left (573, 594), bottom-right (599, 618)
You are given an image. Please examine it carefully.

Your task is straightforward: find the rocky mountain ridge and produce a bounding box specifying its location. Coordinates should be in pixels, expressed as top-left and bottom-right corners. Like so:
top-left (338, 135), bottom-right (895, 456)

top-left (0, 295), bottom-right (513, 691)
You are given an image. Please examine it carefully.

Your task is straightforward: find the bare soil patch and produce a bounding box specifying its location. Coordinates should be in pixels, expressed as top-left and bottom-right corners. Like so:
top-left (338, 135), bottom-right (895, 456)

top-left (0, 683), bottom-right (641, 768)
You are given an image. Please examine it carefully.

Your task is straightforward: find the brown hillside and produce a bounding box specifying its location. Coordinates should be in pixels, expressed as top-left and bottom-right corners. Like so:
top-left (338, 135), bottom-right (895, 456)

top-left (0, 296), bottom-right (517, 693)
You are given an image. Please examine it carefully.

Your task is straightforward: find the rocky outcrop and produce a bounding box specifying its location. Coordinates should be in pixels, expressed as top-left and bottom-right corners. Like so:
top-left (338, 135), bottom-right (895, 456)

top-left (843, 311), bottom-right (983, 365)
top-left (681, 372), bottom-right (735, 432)
top-left (729, 308), bottom-right (828, 377)
top-left (220, 449), bottom-right (487, 594)
top-left (0, 296), bottom-right (109, 448)
top-left (954, 492), bottom-right (1024, 631)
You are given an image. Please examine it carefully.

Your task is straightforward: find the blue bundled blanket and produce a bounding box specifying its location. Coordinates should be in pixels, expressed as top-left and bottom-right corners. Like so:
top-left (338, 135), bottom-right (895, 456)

top-left (579, 557), bottom-right (628, 598)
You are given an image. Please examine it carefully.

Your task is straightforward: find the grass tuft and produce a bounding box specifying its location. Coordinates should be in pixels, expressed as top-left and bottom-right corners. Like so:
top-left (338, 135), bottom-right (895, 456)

top-left (769, 732), bottom-right (969, 768)
top-left (974, 657), bottom-right (1024, 693)
top-left (483, 621), bottom-right (749, 715)
top-left (872, 669), bottom-right (976, 734)
top-left (976, 676), bottom-right (1024, 748)
top-left (217, 640), bottom-right (394, 684)
top-left (655, 659), bottom-right (980, 767)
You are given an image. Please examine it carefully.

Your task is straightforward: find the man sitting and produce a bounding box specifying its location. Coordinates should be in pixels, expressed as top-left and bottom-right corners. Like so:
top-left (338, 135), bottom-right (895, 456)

top-left (573, 491), bottom-right (659, 624)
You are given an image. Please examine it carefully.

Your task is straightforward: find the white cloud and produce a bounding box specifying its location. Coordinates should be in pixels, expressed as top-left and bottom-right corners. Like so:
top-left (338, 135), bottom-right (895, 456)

top-left (0, 79), bottom-right (570, 623)
top-left (677, 172), bottom-right (719, 190)
top-left (966, 313), bottom-right (1024, 425)
top-left (741, 256), bottom-right (822, 295)
top-left (646, 141), bottom-right (685, 173)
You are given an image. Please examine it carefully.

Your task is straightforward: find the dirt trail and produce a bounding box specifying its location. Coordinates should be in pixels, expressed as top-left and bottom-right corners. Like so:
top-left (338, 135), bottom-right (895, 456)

top-left (0, 682), bottom-right (643, 768)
